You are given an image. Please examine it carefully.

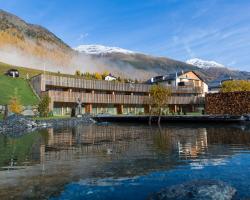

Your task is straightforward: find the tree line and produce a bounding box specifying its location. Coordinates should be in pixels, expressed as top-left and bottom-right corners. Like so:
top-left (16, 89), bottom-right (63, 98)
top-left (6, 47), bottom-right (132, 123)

top-left (74, 70), bottom-right (140, 83)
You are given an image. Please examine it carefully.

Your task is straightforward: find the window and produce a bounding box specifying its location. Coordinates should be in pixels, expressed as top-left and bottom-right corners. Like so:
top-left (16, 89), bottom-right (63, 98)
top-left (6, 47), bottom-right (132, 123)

top-left (178, 82), bottom-right (185, 86)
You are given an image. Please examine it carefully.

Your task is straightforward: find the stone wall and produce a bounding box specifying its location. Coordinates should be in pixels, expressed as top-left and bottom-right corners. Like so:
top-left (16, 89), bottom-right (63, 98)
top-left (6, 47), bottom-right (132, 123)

top-left (205, 91), bottom-right (250, 115)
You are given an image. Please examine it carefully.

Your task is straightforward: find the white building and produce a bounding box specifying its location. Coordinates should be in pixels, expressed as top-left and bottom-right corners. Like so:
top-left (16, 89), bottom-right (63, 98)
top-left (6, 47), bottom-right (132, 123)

top-left (149, 71), bottom-right (208, 97)
top-left (105, 74), bottom-right (117, 81)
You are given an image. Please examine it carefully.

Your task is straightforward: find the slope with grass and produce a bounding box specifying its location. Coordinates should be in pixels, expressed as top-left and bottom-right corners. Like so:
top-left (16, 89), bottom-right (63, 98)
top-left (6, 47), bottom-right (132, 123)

top-left (0, 74), bottom-right (39, 105)
top-left (0, 61), bottom-right (43, 78)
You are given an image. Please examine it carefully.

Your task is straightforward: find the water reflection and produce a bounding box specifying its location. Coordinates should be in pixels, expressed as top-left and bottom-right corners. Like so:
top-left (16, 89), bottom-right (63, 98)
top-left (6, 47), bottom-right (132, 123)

top-left (0, 123), bottom-right (250, 199)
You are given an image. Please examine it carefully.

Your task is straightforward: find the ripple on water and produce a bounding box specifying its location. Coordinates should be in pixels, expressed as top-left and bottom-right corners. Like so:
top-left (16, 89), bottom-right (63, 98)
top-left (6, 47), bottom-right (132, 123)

top-left (0, 123), bottom-right (250, 199)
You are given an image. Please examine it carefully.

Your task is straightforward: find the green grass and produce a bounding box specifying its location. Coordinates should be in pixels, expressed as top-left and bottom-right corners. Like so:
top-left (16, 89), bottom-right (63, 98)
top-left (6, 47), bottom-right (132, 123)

top-left (0, 113), bottom-right (3, 120)
top-left (0, 75), bottom-right (39, 105)
top-left (0, 131), bottom-right (42, 167)
top-left (0, 61), bottom-right (41, 106)
top-left (32, 115), bottom-right (71, 121)
top-left (0, 62), bottom-right (43, 78)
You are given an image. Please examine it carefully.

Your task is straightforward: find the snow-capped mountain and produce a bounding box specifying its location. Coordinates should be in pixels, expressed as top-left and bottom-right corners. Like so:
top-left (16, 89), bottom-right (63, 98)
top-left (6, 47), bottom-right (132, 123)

top-left (1, 9), bottom-right (249, 83)
top-left (74, 44), bottom-right (135, 55)
top-left (186, 58), bottom-right (225, 69)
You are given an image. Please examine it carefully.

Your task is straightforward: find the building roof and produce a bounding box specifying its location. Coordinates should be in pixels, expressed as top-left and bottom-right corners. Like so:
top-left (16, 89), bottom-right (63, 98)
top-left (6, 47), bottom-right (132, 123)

top-left (105, 73), bottom-right (117, 78)
top-left (148, 70), bottom-right (205, 84)
top-left (208, 76), bottom-right (233, 89)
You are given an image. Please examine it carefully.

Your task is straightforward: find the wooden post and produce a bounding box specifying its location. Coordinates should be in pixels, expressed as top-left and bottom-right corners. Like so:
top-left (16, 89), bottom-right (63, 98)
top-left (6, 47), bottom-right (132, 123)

top-left (49, 100), bottom-right (54, 113)
top-left (158, 107), bottom-right (162, 126)
top-left (85, 104), bottom-right (92, 114)
top-left (117, 104), bottom-right (123, 114)
top-left (4, 105), bottom-right (8, 120)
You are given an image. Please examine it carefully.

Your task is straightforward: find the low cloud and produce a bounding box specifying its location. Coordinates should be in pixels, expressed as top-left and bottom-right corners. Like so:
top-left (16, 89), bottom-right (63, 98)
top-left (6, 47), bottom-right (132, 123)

top-left (0, 43), bottom-right (153, 80)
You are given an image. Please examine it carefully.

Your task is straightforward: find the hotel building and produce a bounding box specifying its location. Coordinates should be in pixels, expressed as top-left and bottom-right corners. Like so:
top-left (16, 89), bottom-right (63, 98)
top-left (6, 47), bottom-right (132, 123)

top-left (30, 71), bottom-right (206, 116)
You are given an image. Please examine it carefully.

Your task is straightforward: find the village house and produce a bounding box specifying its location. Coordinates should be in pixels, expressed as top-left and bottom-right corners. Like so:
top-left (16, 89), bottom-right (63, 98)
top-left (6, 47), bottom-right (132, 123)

top-left (104, 73), bottom-right (117, 81)
top-left (5, 69), bottom-right (19, 78)
top-left (148, 71), bottom-right (208, 97)
top-left (30, 71), bottom-right (206, 116)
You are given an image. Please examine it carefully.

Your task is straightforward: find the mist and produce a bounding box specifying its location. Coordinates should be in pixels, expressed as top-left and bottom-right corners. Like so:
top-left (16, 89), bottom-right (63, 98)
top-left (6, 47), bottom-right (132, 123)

top-left (0, 44), bottom-right (154, 81)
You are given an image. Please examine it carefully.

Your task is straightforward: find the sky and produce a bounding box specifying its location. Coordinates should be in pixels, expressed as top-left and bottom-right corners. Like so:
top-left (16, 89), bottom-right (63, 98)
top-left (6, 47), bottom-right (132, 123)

top-left (1, 0), bottom-right (250, 71)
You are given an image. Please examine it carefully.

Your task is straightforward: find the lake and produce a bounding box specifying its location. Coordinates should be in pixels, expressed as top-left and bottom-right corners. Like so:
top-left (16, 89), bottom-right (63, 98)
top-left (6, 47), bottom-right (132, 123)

top-left (0, 122), bottom-right (250, 199)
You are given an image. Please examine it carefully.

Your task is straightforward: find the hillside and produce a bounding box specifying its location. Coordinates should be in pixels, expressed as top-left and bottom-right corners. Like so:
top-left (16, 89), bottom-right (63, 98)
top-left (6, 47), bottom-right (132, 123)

top-left (0, 74), bottom-right (39, 105)
top-left (75, 45), bottom-right (250, 83)
top-left (0, 9), bottom-right (249, 83)
top-left (0, 62), bottom-right (41, 106)
top-left (186, 58), bottom-right (250, 83)
top-left (0, 9), bottom-right (74, 70)
top-left (0, 61), bottom-right (43, 78)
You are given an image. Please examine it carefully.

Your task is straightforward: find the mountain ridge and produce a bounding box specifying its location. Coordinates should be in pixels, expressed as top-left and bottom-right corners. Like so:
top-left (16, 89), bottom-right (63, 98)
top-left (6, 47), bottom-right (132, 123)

top-left (0, 9), bottom-right (249, 83)
top-left (75, 44), bottom-right (136, 55)
top-left (186, 58), bottom-right (225, 69)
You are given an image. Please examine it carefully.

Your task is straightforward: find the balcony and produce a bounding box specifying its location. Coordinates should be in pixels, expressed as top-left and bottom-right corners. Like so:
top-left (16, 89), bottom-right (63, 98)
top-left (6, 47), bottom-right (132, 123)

top-left (43, 91), bottom-right (204, 105)
top-left (38, 74), bottom-right (203, 94)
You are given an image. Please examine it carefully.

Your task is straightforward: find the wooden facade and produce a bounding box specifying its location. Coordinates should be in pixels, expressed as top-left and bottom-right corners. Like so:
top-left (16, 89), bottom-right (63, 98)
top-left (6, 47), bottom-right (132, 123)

top-left (44, 91), bottom-right (204, 105)
top-left (31, 74), bottom-right (205, 115)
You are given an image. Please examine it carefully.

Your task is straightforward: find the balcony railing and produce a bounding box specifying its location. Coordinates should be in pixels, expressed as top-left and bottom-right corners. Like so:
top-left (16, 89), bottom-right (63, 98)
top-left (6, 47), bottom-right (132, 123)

top-left (42, 74), bottom-right (150, 93)
top-left (40, 74), bottom-right (203, 94)
top-left (44, 91), bottom-right (204, 105)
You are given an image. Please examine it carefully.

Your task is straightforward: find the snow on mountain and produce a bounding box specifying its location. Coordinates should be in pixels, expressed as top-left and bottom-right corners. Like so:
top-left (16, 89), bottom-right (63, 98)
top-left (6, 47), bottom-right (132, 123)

top-left (186, 58), bottom-right (225, 69)
top-left (74, 44), bottom-right (135, 55)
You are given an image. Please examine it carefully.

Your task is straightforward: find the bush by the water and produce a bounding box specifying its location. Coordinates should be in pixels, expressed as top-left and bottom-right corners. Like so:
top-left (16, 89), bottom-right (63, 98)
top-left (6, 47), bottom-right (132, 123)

top-left (9, 89), bottom-right (23, 114)
top-left (38, 94), bottom-right (51, 117)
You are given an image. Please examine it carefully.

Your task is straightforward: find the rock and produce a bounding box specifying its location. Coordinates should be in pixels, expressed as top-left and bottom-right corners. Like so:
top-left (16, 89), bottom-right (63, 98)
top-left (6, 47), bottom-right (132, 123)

top-left (22, 109), bottom-right (35, 116)
top-left (1, 114), bottom-right (95, 135)
top-left (149, 180), bottom-right (236, 200)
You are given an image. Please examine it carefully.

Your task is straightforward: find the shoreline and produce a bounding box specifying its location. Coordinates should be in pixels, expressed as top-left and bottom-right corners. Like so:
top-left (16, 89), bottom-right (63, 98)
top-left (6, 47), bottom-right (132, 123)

top-left (1, 114), bottom-right (249, 136)
top-left (0, 114), bottom-right (95, 136)
top-left (94, 114), bottom-right (250, 123)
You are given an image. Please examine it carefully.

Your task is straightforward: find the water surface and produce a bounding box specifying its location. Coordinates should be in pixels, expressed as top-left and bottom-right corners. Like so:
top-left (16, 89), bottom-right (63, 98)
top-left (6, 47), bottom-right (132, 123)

top-left (0, 122), bottom-right (250, 199)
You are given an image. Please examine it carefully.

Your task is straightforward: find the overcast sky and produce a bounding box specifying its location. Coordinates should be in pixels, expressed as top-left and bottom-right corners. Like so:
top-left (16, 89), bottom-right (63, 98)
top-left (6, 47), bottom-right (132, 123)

top-left (1, 0), bottom-right (250, 71)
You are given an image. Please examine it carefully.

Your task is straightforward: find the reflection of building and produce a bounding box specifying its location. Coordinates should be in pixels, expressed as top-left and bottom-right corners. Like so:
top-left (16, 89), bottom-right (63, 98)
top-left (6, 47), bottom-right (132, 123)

top-left (41, 125), bottom-right (153, 161)
top-left (39, 125), bottom-right (209, 163)
top-left (31, 73), bottom-right (205, 115)
top-left (175, 128), bottom-right (208, 158)
top-left (2, 124), bottom-right (250, 200)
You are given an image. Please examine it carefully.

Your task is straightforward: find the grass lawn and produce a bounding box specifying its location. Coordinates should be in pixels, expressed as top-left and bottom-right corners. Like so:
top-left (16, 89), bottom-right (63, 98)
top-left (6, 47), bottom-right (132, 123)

top-left (0, 113), bottom-right (3, 120)
top-left (0, 62), bottom-right (43, 78)
top-left (0, 75), bottom-right (39, 105)
top-left (33, 115), bottom-right (71, 121)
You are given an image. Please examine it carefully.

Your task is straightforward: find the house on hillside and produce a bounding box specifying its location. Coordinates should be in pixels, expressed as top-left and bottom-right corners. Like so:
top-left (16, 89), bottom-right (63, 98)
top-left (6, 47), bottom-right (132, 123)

top-left (148, 71), bottom-right (208, 97)
top-left (5, 69), bottom-right (19, 78)
top-left (209, 77), bottom-right (250, 93)
top-left (208, 75), bottom-right (233, 93)
top-left (105, 74), bottom-right (117, 81)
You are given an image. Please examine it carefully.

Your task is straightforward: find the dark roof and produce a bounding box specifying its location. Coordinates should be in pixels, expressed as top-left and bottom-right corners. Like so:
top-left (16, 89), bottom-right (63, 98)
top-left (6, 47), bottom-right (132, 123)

top-left (208, 76), bottom-right (233, 89)
top-left (106, 74), bottom-right (117, 78)
top-left (7, 69), bottom-right (19, 72)
top-left (148, 70), bottom-right (206, 84)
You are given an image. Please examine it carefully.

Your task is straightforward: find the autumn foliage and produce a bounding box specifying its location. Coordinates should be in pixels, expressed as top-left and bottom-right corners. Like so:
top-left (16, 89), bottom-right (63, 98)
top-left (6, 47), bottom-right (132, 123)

top-left (220, 80), bottom-right (250, 92)
top-left (9, 89), bottom-right (23, 114)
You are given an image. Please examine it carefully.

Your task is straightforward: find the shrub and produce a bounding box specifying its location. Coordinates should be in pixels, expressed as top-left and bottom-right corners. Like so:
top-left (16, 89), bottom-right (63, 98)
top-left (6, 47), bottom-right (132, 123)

top-left (221, 80), bottom-right (250, 92)
top-left (9, 89), bottom-right (22, 114)
top-left (75, 70), bottom-right (81, 76)
top-left (38, 94), bottom-right (51, 117)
